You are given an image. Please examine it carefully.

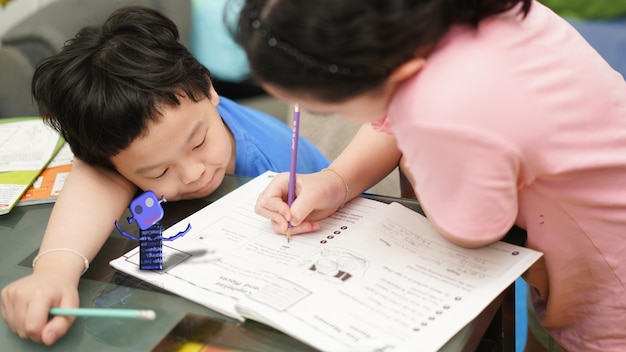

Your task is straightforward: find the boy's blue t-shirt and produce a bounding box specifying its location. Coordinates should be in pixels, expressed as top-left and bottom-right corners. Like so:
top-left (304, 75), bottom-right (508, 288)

top-left (216, 97), bottom-right (330, 177)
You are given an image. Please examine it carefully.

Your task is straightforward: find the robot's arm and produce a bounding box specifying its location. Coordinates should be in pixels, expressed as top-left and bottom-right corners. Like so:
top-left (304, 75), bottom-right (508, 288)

top-left (163, 223), bottom-right (192, 241)
top-left (114, 220), bottom-right (139, 241)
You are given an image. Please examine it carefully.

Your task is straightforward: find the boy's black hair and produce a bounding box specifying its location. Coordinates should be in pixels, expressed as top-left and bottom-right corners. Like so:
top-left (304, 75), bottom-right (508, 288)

top-left (235, 0), bottom-right (532, 102)
top-left (32, 5), bottom-right (213, 170)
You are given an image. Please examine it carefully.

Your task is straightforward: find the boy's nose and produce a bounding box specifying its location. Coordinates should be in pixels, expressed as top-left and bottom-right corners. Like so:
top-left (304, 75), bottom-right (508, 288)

top-left (180, 160), bottom-right (205, 185)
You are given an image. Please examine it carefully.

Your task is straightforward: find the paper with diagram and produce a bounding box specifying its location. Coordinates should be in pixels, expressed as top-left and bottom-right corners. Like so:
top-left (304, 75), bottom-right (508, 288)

top-left (110, 171), bottom-right (542, 351)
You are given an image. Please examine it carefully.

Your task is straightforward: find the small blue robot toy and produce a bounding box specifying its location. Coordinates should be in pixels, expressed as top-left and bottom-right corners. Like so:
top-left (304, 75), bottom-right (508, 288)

top-left (114, 191), bottom-right (191, 270)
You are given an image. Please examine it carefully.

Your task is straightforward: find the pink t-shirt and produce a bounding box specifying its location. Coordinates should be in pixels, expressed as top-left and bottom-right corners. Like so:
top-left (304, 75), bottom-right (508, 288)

top-left (377, 2), bottom-right (626, 351)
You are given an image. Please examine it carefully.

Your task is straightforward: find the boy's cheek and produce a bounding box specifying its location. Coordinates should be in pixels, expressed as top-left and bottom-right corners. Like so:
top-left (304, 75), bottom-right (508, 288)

top-left (135, 182), bottom-right (173, 202)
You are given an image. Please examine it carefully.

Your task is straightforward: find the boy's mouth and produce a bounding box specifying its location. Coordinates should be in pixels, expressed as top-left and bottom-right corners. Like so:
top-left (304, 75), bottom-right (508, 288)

top-left (192, 173), bottom-right (217, 195)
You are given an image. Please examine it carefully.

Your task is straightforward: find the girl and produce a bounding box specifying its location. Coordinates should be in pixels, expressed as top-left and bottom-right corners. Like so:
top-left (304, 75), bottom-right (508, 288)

top-left (236, 0), bottom-right (626, 351)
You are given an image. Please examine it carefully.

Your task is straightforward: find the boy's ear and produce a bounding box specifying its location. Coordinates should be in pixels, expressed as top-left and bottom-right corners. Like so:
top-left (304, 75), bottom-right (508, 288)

top-left (388, 57), bottom-right (426, 83)
top-left (209, 84), bottom-right (220, 106)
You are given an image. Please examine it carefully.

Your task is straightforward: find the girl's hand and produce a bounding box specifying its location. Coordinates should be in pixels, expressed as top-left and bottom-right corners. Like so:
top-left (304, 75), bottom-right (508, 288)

top-left (255, 170), bottom-right (348, 235)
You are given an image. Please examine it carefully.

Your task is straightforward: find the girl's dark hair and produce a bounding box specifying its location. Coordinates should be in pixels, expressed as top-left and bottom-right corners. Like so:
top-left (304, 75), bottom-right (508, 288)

top-left (32, 6), bottom-right (213, 170)
top-left (235, 0), bottom-right (531, 102)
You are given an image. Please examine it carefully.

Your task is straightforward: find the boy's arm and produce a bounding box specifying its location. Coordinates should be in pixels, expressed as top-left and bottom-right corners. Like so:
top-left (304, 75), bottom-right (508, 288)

top-left (35, 158), bottom-right (136, 278)
top-left (0, 158), bottom-right (136, 345)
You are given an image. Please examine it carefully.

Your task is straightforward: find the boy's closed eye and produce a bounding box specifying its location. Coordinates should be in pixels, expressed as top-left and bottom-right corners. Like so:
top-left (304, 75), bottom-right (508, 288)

top-left (193, 134), bottom-right (207, 150)
top-left (152, 168), bottom-right (169, 179)
top-left (152, 131), bottom-right (206, 179)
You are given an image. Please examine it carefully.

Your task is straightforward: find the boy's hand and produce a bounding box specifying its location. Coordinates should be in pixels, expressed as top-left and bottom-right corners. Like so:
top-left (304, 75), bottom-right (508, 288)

top-left (255, 171), bottom-right (346, 236)
top-left (1, 272), bottom-right (79, 345)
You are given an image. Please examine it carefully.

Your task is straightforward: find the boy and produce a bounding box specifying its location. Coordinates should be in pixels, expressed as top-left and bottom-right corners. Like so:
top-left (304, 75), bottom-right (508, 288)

top-left (0, 5), bottom-right (329, 345)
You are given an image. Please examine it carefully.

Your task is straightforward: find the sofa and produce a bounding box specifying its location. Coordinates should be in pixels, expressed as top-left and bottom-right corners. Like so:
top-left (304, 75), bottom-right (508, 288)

top-left (0, 0), bottom-right (191, 119)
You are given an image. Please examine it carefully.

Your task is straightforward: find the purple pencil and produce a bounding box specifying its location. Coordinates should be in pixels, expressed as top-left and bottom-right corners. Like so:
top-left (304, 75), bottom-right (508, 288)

top-left (287, 104), bottom-right (300, 243)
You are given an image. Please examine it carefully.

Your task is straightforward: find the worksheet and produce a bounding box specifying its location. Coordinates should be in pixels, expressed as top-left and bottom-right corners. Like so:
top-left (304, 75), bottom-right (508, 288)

top-left (110, 172), bottom-right (390, 319)
top-left (236, 201), bottom-right (541, 351)
top-left (111, 171), bottom-right (542, 351)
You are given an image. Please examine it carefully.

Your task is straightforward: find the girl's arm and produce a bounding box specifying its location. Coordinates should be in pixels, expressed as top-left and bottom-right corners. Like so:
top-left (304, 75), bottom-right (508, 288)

top-left (327, 123), bottom-right (402, 202)
top-left (255, 123), bottom-right (401, 234)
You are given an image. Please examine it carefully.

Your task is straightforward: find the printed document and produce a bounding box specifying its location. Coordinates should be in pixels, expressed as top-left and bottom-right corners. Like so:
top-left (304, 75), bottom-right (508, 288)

top-left (111, 171), bottom-right (542, 351)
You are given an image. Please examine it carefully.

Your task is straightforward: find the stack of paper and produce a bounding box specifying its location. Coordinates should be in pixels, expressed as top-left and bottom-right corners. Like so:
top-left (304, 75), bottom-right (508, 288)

top-left (0, 117), bottom-right (65, 215)
top-left (17, 143), bottom-right (73, 206)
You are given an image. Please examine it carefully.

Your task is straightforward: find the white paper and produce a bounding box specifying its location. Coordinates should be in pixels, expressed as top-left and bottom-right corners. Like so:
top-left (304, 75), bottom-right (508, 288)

top-left (0, 119), bottom-right (60, 172)
top-left (236, 202), bottom-right (542, 351)
top-left (111, 171), bottom-right (542, 351)
top-left (46, 143), bottom-right (73, 167)
top-left (110, 172), bottom-right (389, 320)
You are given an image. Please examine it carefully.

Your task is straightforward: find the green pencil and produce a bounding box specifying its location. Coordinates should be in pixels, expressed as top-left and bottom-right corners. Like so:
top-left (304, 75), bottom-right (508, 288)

top-left (49, 308), bottom-right (156, 321)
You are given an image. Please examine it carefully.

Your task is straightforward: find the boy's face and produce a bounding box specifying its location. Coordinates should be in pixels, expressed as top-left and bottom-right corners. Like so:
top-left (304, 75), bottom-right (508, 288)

top-left (111, 87), bottom-right (235, 202)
